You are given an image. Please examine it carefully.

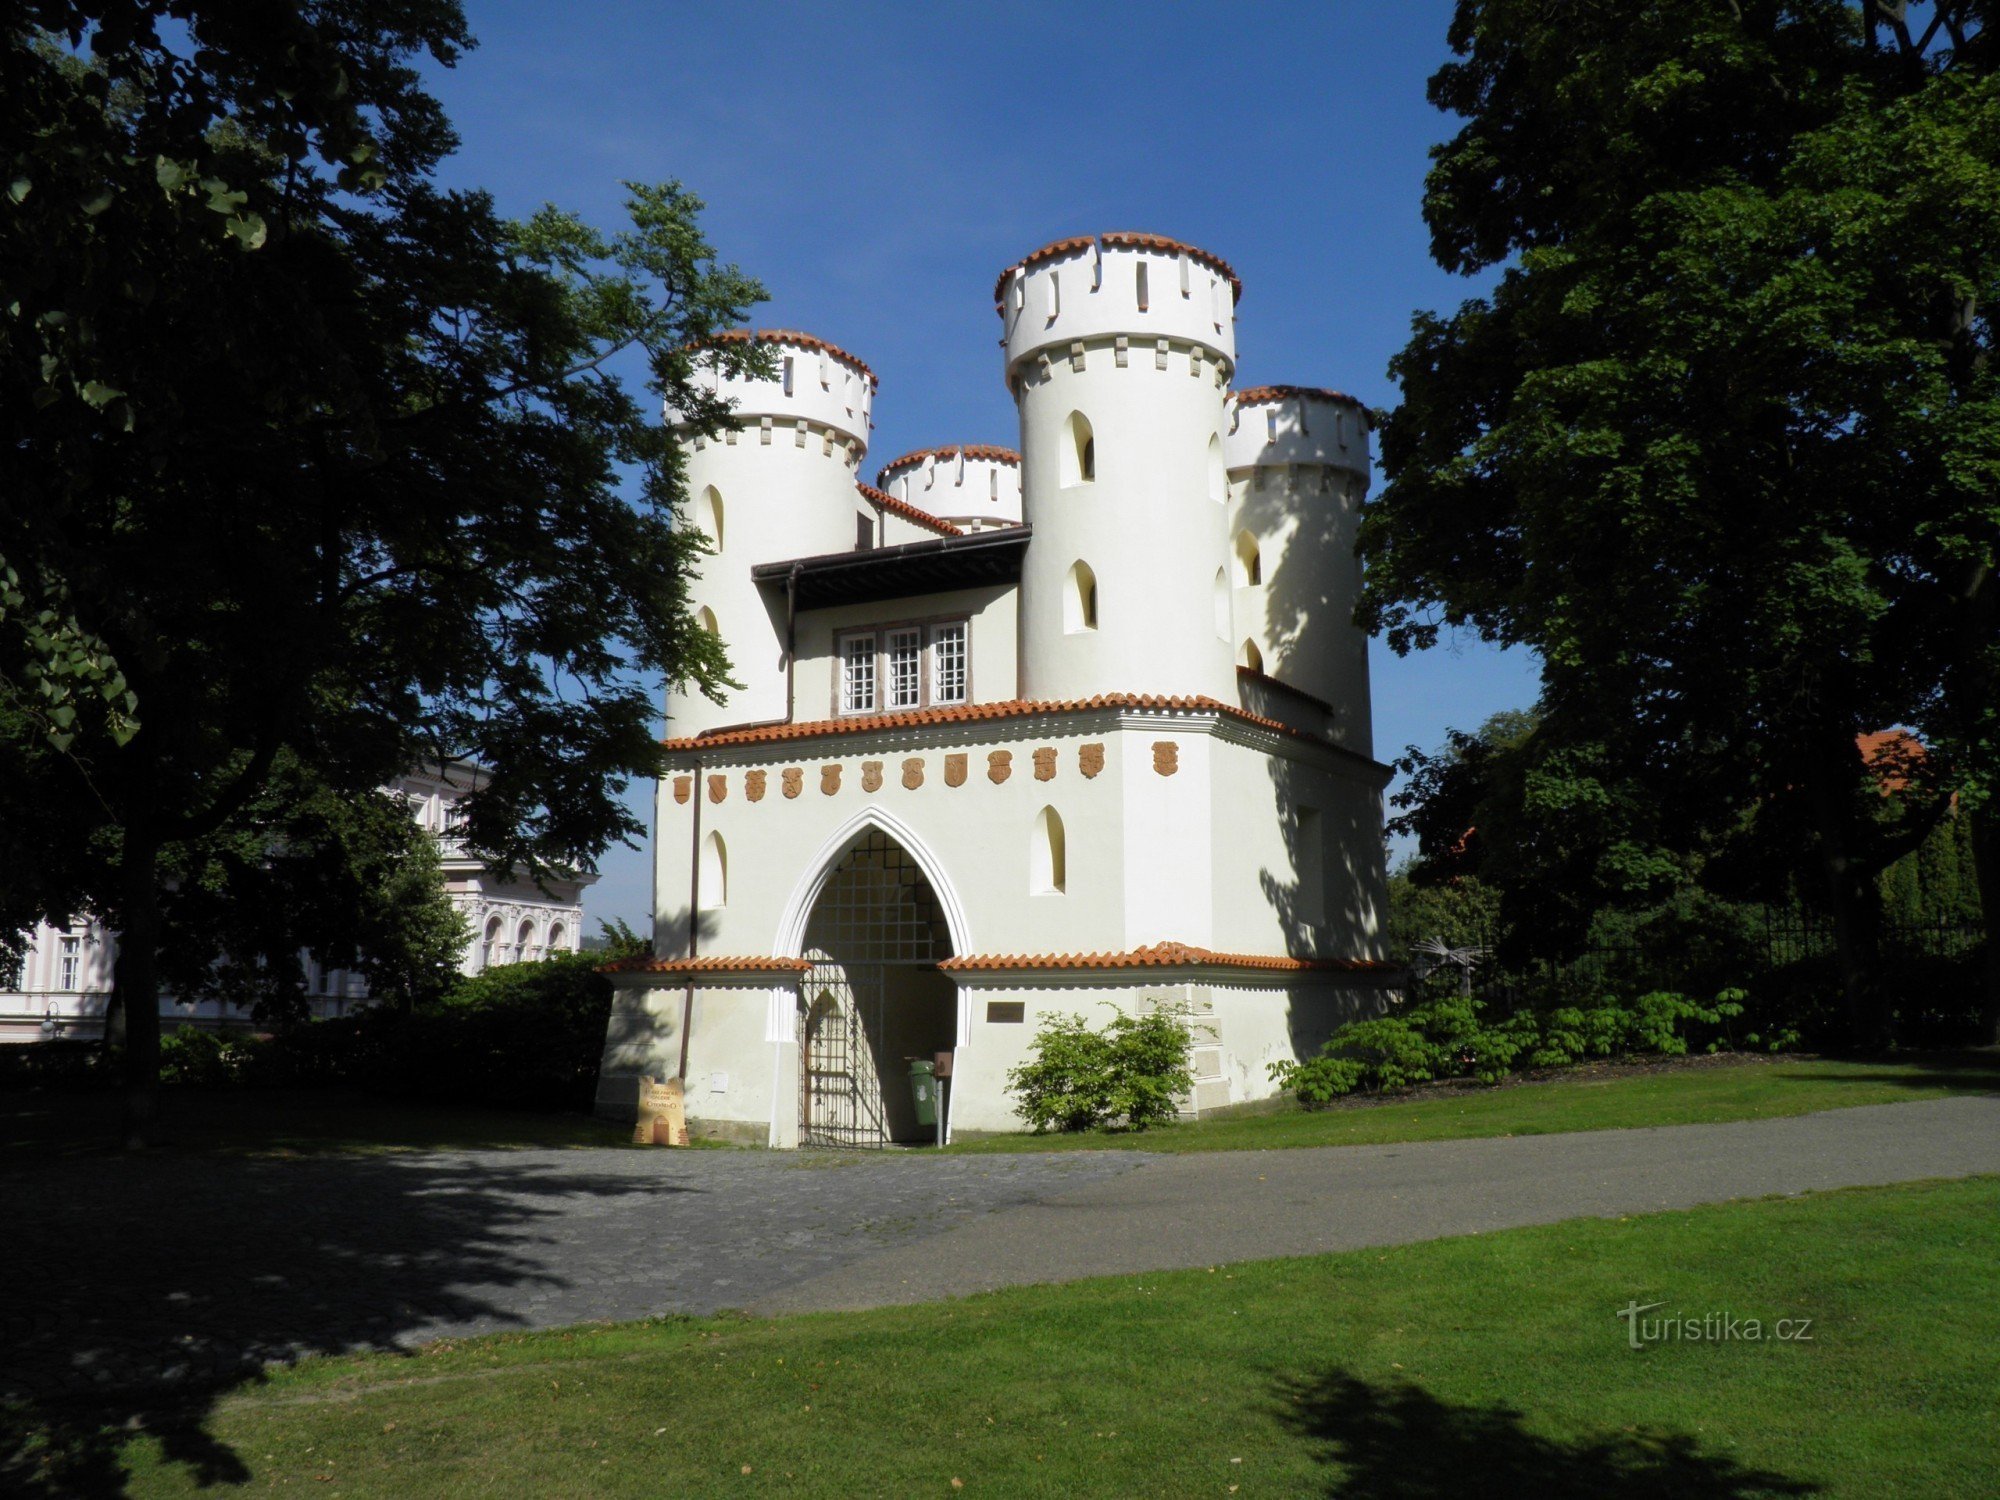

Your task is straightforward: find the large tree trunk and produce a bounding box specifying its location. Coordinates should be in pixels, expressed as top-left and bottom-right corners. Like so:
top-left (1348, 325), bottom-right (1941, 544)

top-left (114, 824), bottom-right (162, 1149)
top-left (1970, 806), bottom-right (2000, 1047)
top-left (1805, 743), bottom-right (1887, 1048)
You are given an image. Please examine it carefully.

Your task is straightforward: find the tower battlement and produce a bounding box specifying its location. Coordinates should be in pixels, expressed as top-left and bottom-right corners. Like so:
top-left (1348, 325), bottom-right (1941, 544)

top-left (995, 233), bottom-right (1240, 384)
top-left (876, 445), bottom-right (1023, 528)
top-left (672, 329), bottom-right (876, 453)
top-left (1226, 386), bottom-right (1372, 477)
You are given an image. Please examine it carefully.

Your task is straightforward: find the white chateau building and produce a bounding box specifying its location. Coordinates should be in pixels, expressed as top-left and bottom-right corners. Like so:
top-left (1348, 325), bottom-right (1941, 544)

top-left (1, 766), bottom-right (592, 1042)
top-left (598, 232), bottom-right (1395, 1146)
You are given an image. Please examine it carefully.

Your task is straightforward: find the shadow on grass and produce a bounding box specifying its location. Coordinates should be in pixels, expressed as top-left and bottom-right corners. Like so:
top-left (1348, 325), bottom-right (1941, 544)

top-left (1274, 1369), bottom-right (1818, 1498)
top-left (0, 1148), bottom-right (683, 1496)
top-left (1798, 1049), bottom-right (2000, 1095)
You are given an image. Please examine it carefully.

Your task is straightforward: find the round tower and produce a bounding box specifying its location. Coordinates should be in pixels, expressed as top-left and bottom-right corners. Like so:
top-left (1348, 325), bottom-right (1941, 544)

top-left (667, 329), bottom-right (877, 736)
top-left (875, 445), bottom-right (1023, 531)
top-left (1223, 385), bottom-right (1374, 753)
top-left (998, 233), bottom-right (1242, 702)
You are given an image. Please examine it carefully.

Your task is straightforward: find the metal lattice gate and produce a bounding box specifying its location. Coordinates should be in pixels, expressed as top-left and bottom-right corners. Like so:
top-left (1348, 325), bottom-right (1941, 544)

top-left (800, 831), bottom-right (948, 1148)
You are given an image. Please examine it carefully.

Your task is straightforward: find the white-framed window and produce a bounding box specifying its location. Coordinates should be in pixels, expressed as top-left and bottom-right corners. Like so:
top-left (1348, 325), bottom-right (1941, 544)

top-left (59, 935), bottom-right (81, 991)
top-left (842, 633), bottom-right (878, 713)
top-left (837, 619), bottom-right (970, 715)
top-left (931, 622), bottom-right (967, 705)
top-left (887, 628), bottom-right (923, 709)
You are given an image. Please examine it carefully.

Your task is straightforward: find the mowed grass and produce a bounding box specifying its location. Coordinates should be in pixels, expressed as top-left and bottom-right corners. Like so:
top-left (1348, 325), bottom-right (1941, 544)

top-left (949, 1051), bottom-right (2000, 1154)
top-left (112, 1175), bottom-right (2000, 1497)
top-left (0, 1087), bottom-right (634, 1159)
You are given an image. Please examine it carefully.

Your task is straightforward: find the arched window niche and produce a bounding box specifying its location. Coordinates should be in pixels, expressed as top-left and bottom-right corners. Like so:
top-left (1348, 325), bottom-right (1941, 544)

top-left (1060, 411), bottom-right (1095, 488)
top-left (696, 605), bottom-right (719, 637)
top-left (1208, 434), bottom-right (1226, 503)
top-left (483, 915), bottom-right (505, 970)
top-left (1212, 567), bottom-right (1230, 640)
top-left (517, 918), bottom-right (538, 963)
top-left (695, 485), bottom-right (723, 551)
top-left (1065, 561), bottom-right (1099, 634)
top-left (1031, 806), bottom-right (1067, 895)
top-left (1240, 639), bottom-right (1264, 673)
top-left (1234, 529), bottom-right (1262, 586)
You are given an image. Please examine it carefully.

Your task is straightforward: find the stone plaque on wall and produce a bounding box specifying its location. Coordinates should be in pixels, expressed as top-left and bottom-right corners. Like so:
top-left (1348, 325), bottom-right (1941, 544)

top-left (821, 764), bottom-right (842, 796)
top-left (672, 776), bottom-right (692, 805)
top-left (945, 753), bottom-right (968, 787)
top-left (988, 750), bottom-right (1012, 784)
top-left (902, 757), bottom-right (925, 790)
top-left (782, 767), bottom-right (803, 799)
top-left (861, 760), bottom-right (883, 792)
top-left (1033, 747), bottom-right (1056, 781)
top-left (1079, 743), bottom-right (1105, 779)
top-left (746, 769), bottom-right (767, 803)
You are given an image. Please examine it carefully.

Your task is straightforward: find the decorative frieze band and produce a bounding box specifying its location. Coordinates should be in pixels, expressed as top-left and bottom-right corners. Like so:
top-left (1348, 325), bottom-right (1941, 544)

top-left (677, 739), bottom-right (1146, 806)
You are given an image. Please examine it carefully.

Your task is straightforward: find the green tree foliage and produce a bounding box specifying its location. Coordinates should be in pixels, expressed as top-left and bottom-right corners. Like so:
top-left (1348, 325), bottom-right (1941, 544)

top-left (1361, 2), bottom-right (2000, 1040)
top-left (0, 3), bottom-right (766, 1141)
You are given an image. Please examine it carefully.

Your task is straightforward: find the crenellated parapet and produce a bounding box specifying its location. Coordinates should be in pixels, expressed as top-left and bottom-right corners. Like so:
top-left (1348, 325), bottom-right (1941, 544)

top-left (876, 444), bottom-right (1023, 529)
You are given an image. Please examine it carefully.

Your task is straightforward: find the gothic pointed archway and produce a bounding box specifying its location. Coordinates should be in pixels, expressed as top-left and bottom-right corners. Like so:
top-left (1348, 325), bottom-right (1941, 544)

top-left (798, 827), bottom-right (957, 1147)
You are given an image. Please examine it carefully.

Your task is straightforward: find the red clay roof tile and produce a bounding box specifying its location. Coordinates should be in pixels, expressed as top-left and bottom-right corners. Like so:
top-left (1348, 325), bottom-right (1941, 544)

top-left (938, 942), bottom-right (1395, 974)
top-left (855, 482), bottom-right (963, 537)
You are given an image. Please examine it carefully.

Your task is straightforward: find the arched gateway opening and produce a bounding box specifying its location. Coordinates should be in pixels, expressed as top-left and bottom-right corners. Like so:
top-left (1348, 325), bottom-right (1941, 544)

top-left (798, 828), bottom-right (957, 1147)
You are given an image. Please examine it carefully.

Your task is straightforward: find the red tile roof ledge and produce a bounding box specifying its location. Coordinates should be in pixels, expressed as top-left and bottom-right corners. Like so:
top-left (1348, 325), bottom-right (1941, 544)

top-left (661, 693), bottom-right (1353, 754)
top-left (993, 233), bottom-right (1244, 306)
top-left (598, 955), bottom-right (812, 976)
top-left (938, 943), bottom-right (1396, 974)
top-left (855, 482), bottom-right (963, 537)
top-left (694, 329), bottom-right (879, 388)
top-left (1232, 384), bottom-right (1374, 426)
top-left (876, 444), bottom-right (1022, 485)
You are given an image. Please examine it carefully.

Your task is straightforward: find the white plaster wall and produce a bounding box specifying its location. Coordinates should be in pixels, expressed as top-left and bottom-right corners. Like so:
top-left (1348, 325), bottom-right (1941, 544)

top-left (1205, 732), bottom-right (1389, 962)
top-left (790, 584), bottom-right (1018, 718)
top-left (667, 336), bottom-right (875, 742)
top-left (1014, 348), bottom-right (1238, 702)
top-left (1224, 392), bottom-right (1374, 757)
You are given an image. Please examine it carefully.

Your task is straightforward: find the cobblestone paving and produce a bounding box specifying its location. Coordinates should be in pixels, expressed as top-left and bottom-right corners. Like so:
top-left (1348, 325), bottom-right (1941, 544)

top-left (0, 1147), bottom-right (1148, 1402)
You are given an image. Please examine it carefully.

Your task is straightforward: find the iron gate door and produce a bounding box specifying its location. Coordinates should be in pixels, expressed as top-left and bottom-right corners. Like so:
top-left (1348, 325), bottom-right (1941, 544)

top-left (799, 832), bottom-right (945, 1148)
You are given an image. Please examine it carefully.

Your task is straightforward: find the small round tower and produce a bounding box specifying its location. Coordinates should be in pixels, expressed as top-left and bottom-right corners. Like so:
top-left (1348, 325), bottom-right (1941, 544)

top-left (998, 233), bottom-right (1242, 703)
top-left (1223, 385), bottom-right (1374, 753)
top-left (875, 445), bottom-right (1023, 532)
top-left (668, 329), bottom-right (877, 736)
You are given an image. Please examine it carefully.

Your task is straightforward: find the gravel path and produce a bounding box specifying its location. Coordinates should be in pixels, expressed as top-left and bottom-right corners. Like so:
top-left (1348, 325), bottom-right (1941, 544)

top-left (4, 1095), bottom-right (1994, 1403)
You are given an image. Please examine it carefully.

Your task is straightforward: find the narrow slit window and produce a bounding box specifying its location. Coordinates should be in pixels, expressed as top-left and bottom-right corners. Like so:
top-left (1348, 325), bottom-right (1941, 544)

top-left (700, 831), bottom-right (727, 909)
top-left (931, 623), bottom-right (968, 704)
top-left (1213, 567), bottom-right (1230, 640)
top-left (782, 356), bottom-right (795, 396)
top-left (1136, 261), bottom-right (1149, 312)
top-left (1208, 435), bottom-right (1225, 502)
top-left (1048, 269), bottom-right (1060, 321)
top-left (887, 627), bottom-right (923, 710)
top-left (1032, 807), bottom-right (1067, 894)
top-left (842, 633), bottom-right (877, 713)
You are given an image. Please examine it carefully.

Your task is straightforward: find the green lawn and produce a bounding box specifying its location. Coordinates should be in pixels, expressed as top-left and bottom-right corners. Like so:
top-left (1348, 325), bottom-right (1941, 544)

top-left (105, 1175), bottom-right (2000, 1497)
top-left (949, 1051), bottom-right (2000, 1154)
top-left (0, 1087), bottom-right (634, 1159)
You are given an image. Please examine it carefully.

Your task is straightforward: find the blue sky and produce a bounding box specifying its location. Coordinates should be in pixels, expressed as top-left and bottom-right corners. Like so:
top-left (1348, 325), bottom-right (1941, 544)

top-left (420, 0), bottom-right (1541, 929)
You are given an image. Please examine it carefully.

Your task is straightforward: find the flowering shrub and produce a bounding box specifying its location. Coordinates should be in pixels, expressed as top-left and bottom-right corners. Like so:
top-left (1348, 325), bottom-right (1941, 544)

top-left (1270, 988), bottom-right (1757, 1106)
top-left (1006, 1006), bottom-right (1193, 1133)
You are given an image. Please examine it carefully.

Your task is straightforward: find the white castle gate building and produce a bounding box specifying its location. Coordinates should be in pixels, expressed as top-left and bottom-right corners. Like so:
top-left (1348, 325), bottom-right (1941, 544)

top-left (598, 233), bottom-right (1394, 1145)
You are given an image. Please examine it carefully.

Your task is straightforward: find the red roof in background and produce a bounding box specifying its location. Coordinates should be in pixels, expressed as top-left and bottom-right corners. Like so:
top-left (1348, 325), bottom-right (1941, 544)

top-left (1858, 729), bottom-right (1927, 795)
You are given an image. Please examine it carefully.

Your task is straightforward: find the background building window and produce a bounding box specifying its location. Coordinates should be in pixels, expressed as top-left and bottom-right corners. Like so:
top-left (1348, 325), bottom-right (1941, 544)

top-left (59, 935), bottom-right (80, 991)
top-left (931, 623), bottom-right (968, 704)
top-left (887, 628), bottom-right (923, 709)
top-left (842, 633), bottom-right (878, 713)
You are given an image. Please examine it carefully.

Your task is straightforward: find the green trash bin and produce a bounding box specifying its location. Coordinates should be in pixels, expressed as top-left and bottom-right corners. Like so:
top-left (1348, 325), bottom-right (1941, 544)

top-left (907, 1058), bottom-right (938, 1129)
